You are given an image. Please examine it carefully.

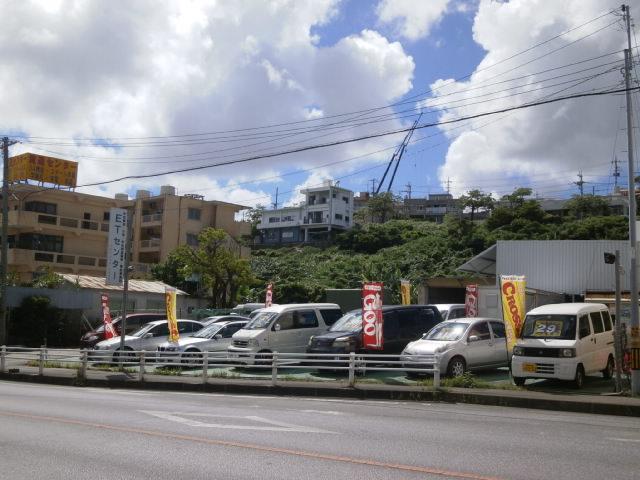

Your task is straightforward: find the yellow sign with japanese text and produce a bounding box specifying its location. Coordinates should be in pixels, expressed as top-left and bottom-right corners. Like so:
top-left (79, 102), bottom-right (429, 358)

top-left (400, 279), bottom-right (411, 305)
top-left (500, 275), bottom-right (526, 353)
top-left (8, 153), bottom-right (78, 187)
top-left (165, 287), bottom-right (179, 343)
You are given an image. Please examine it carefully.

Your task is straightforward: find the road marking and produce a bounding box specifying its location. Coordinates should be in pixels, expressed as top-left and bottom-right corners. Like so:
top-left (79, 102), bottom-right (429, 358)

top-left (298, 409), bottom-right (343, 415)
top-left (607, 437), bottom-right (640, 443)
top-left (0, 409), bottom-right (502, 480)
top-left (140, 410), bottom-right (336, 434)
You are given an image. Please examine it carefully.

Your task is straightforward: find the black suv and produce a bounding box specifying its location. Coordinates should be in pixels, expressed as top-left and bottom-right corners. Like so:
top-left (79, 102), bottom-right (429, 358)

top-left (307, 305), bottom-right (443, 355)
top-left (79, 312), bottom-right (167, 348)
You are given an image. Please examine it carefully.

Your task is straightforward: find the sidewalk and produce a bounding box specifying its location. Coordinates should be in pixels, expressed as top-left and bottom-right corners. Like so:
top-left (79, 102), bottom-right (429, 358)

top-left (2, 365), bottom-right (639, 417)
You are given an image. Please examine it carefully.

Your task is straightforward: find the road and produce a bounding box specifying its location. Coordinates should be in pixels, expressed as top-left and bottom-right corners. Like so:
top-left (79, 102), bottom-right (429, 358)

top-left (0, 380), bottom-right (638, 480)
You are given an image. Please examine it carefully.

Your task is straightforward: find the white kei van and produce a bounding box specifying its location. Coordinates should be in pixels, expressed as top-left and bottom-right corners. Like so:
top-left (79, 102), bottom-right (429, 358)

top-left (511, 303), bottom-right (615, 388)
top-left (227, 303), bottom-right (342, 363)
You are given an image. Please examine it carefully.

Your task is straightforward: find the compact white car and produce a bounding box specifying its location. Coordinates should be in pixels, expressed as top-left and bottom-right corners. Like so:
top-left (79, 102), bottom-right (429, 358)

top-left (157, 319), bottom-right (248, 364)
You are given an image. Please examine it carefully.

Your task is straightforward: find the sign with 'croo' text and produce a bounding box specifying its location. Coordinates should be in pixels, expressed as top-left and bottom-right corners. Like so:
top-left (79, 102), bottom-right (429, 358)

top-left (500, 275), bottom-right (526, 353)
top-left (362, 282), bottom-right (384, 350)
top-left (106, 208), bottom-right (128, 285)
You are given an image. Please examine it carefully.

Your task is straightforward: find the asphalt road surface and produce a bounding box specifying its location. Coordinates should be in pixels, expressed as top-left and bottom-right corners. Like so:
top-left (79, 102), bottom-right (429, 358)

top-left (0, 380), bottom-right (638, 480)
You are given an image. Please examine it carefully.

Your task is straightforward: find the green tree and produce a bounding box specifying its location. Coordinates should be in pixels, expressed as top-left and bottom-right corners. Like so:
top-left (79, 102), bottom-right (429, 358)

top-left (459, 189), bottom-right (494, 222)
top-left (150, 251), bottom-right (199, 295)
top-left (355, 192), bottom-right (401, 224)
top-left (243, 204), bottom-right (266, 238)
top-left (564, 195), bottom-right (611, 219)
top-left (31, 267), bottom-right (65, 289)
top-left (501, 187), bottom-right (533, 208)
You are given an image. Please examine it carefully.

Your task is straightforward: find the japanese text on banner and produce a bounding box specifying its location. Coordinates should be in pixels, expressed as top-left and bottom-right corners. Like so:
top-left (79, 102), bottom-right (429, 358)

top-left (362, 282), bottom-right (384, 350)
top-left (165, 287), bottom-right (179, 343)
top-left (500, 275), bottom-right (526, 353)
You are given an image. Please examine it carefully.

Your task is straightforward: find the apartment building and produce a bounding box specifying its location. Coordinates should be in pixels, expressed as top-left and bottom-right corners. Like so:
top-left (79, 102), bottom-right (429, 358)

top-left (5, 183), bottom-right (250, 282)
top-left (403, 193), bottom-right (461, 223)
top-left (257, 182), bottom-right (354, 245)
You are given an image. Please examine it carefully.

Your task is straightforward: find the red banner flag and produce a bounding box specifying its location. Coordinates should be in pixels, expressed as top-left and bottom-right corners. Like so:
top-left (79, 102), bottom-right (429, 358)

top-left (362, 282), bottom-right (384, 350)
top-left (265, 283), bottom-right (273, 308)
top-left (100, 294), bottom-right (117, 339)
top-left (465, 284), bottom-right (478, 317)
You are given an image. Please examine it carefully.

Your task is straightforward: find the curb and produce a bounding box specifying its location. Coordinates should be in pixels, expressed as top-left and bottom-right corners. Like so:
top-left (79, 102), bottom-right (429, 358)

top-left (2, 371), bottom-right (639, 417)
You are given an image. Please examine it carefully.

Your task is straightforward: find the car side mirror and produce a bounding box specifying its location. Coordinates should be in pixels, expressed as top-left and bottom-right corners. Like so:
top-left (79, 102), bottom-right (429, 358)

top-left (274, 323), bottom-right (281, 331)
top-left (213, 334), bottom-right (222, 340)
top-left (143, 333), bottom-right (154, 339)
top-left (468, 335), bottom-right (479, 342)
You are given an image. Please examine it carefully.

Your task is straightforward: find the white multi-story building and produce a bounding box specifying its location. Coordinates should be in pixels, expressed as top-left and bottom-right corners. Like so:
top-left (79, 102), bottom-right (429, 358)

top-left (257, 182), bottom-right (354, 245)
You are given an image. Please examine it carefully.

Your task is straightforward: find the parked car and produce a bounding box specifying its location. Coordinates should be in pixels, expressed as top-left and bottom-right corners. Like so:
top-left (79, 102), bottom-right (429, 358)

top-left (433, 304), bottom-right (466, 321)
top-left (80, 312), bottom-right (167, 348)
top-left (228, 303), bottom-right (342, 364)
top-left (201, 315), bottom-right (250, 327)
top-left (511, 303), bottom-right (614, 388)
top-left (401, 318), bottom-right (508, 377)
top-left (307, 305), bottom-right (443, 356)
top-left (89, 319), bottom-right (204, 362)
top-left (157, 319), bottom-right (248, 365)
top-left (230, 303), bottom-right (275, 316)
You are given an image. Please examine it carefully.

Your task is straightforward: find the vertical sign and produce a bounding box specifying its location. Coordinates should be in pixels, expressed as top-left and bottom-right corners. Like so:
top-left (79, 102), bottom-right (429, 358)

top-left (265, 283), bottom-right (273, 308)
top-left (100, 294), bottom-right (117, 339)
top-left (362, 282), bottom-right (384, 350)
top-left (400, 280), bottom-right (411, 305)
top-left (500, 275), bottom-right (526, 353)
top-left (106, 208), bottom-right (128, 285)
top-left (465, 284), bottom-right (479, 317)
top-left (165, 287), bottom-right (179, 343)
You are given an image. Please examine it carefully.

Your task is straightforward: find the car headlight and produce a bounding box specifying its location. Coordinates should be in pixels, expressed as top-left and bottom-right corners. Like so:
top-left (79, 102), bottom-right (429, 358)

top-left (86, 335), bottom-right (98, 342)
top-left (513, 346), bottom-right (524, 356)
top-left (248, 339), bottom-right (259, 347)
top-left (333, 336), bottom-right (355, 345)
top-left (434, 345), bottom-right (450, 354)
top-left (561, 348), bottom-right (576, 358)
top-left (308, 336), bottom-right (315, 346)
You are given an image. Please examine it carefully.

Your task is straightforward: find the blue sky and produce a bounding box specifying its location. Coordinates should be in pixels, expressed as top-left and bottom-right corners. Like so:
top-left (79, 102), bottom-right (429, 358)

top-left (1, 0), bottom-right (636, 207)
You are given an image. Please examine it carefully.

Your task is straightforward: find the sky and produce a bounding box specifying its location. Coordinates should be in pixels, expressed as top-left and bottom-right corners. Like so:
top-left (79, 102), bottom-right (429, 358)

top-left (1, 0), bottom-right (639, 211)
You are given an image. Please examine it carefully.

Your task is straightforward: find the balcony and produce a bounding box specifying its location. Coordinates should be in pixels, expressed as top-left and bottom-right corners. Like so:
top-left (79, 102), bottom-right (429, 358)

top-left (139, 238), bottom-right (161, 251)
top-left (3, 211), bottom-right (109, 234)
top-left (8, 248), bottom-right (107, 271)
top-left (141, 212), bottom-right (163, 225)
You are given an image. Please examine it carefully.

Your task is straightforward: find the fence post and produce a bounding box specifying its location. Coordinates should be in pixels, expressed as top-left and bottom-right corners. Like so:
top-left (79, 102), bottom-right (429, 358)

top-left (348, 352), bottom-right (355, 387)
top-left (39, 347), bottom-right (45, 375)
top-left (433, 355), bottom-right (440, 389)
top-left (271, 352), bottom-right (278, 387)
top-left (78, 349), bottom-right (87, 381)
top-left (138, 351), bottom-right (145, 382)
top-left (202, 351), bottom-right (209, 384)
top-left (0, 345), bottom-right (6, 373)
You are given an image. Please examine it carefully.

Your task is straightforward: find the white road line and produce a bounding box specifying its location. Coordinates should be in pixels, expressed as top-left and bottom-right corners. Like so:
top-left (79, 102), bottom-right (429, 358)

top-left (607, 437), bottom-right (640, 443)
top-left (140, 410), bottom-right (338, 434)
top-left (298, 409), bottom-right (343, 415)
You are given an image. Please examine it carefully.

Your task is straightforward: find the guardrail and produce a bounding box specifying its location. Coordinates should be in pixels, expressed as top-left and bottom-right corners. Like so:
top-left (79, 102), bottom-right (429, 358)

top-left (0, 346), bottom-right (441, 389)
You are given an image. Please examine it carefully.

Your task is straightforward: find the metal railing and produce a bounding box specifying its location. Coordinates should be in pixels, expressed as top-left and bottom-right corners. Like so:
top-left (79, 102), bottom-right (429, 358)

top-left (0, 346), bottom-right (441, 389)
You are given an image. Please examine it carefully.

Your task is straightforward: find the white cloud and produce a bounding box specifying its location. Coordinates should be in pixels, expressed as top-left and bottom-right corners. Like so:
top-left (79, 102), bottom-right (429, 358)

top-left (429, 0), bottom-right (630, 197)
top-left (0, 0), bottom-right (414, 207)
top-left (376, 0), bottom-right (450, 41)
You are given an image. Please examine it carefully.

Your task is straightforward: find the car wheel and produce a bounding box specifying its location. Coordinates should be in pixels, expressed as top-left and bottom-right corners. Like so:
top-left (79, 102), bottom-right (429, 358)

top-left (255, 350), bottom-right (273, 366)
top-left (601, 355), bottom-right (614, 379)
top-left (447, 356), bottom-right (466, 377)
top-left (512, 376), bottom-right (526, 386)
top-left (181, 350), bottom-right (202, 368)
top-left (572, 364), bottom-right (585, 389)
top-left (406, 371), bottom-right (422, 380)
top-left (112, 347), bottom-right (135, 364)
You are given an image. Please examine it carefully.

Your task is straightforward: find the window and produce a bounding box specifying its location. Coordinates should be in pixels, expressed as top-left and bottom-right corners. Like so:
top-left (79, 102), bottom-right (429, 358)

top-left (17, 233), bottom-right (63, 253)
top-left (319, 309), bottom-right (343, 326)
top-left (490, 322), bottom-right (506, 338)
top-left (345, 216), bottom-right (350, 223)
top-left (417, 308), bottom-right (437, 332)
top-left (220, 324), bottom-right (243, 338)
top-left (334, 213), bottom-right (343, 220)
top-left (343, 196), bottom-right (349, 203)
top-left (468, 322), bottom-right (491, 340)
top-left (152, 324), bottom-right (170, 336)
top-left (578, 315), bottom-right (591, 339)
top-left (296, 310), bottom-right (319, 328)
top-left (274, 312), bottom-right (295, 330)
top-left (449, 308), bottom-right (466, 320)
top-left (282, 215), bottom-right (293, 222)
top-left (186, 233), bottom-right (199, 246)
top-left (188, 208), bottom-right (201, 220)
top-left (383, 312), bottom-right (400, 340)
top-left (602, 311), bottom-right (613, 331)
top-left (268, 217), bottom-right (280, 223)
top-left (178, 321), bottom-right (199, 333)
top-left (397, 309), bottom-right (421, 339)
top-left (103, 211), bottom-right (110, 221)
top-left (25, 201), bottom-right (57, 215)
top-left (83, 213), bottom-right (91, 220)
top-left (590, 311), bottom-right (604, 334)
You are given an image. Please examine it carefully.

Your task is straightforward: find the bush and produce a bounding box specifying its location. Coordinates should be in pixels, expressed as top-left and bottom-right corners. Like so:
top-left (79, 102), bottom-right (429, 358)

top-left (8, 296), bottom-right (80, 347)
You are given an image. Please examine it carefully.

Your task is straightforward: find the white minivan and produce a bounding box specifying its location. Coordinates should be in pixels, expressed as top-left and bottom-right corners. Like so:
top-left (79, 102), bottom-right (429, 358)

top-left (511, 303), bottom-right (615, 388)
top-left (227, 303), bottom-right (342, 364)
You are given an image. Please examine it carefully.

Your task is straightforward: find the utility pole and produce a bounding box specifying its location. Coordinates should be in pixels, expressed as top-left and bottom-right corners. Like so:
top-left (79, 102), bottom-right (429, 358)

top-left (574, 171), bottom-right (585, 196)
top-left (613, 155), bottom-right (621, 189)
top-left (369, 179), bottom-right (377, 196)
top-left (446, 177), bottom-right (452, 194)
top-left (272, 187), bottom-right (279, 210)
top-left (623, 3), bottom-right (640, 396)
top-left (403, 182), bottom-right (412, 199)
top-left (0, 137), bottom-right (17, 346)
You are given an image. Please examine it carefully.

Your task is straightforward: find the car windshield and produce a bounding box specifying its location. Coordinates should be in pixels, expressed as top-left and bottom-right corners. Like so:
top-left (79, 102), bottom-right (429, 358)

top-left (130, 323), bottom-right (157, 338)
top-left (191, 323), bottom-right (224, 339)
top-left (95, 316), bottom-right (121, 333)
top-left (521, 314), bottom-right (576, 340)
top-left (244, 311), bottom-right (278, 330)
top-left (329, 311), bottom-right (362, 332)
top-left (424, 322), bottom-right (467, 341)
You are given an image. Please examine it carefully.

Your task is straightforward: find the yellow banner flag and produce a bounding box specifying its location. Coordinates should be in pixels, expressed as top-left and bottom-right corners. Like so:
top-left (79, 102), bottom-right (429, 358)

top-left (400, 279), bottom-right (411, 305)
top-left (500, 275), bottom-right (526, 353)
top-left (165, 287), bottom-right (179, 343)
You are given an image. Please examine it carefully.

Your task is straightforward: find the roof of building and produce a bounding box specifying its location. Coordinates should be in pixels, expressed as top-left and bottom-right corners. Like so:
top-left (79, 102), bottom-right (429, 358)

top-left (60, 274), bottom-right (187, 295)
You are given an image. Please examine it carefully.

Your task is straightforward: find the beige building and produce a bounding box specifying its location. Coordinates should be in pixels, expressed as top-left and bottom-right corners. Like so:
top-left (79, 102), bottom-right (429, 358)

top-left (5, 184), bottom-right (250, 282)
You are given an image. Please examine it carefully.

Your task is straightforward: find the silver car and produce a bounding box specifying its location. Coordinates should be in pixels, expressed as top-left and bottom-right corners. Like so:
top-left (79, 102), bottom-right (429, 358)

top-left (90, 319), bottom-right (204, 362)
top-left (157, 319), bottom-right (248, 364)
top-left (401, 318), bottom-right (508, 377)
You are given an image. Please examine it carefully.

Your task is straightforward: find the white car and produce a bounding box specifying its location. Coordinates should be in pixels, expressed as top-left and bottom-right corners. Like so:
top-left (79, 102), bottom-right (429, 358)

top-left (157, 319), bottom-right (248, 365)
top-left (89, 319), bottom-right (204, 362)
